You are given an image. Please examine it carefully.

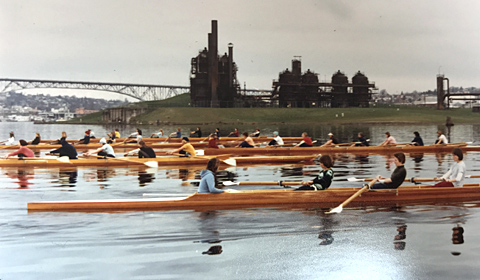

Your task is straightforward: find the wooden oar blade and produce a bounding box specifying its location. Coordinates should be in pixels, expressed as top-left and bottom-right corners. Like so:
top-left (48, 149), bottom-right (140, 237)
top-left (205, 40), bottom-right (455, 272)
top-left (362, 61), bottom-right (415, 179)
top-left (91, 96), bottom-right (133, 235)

top-left (222, 180), bottom-right (239, 186)
top-left (325, 205), bottom-right (343, 214)
top-left (144, 161), bottom-right (158, 168)
top-left (222, 158), bottom-right (237, 166)
top-left (347, 177), bottom-right (363, 182)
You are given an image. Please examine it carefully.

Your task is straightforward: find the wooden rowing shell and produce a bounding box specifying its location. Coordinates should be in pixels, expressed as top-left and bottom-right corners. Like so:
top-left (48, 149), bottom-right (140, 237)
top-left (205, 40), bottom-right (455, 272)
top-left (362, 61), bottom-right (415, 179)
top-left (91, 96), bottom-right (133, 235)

top-left (28, 183), bottom-right (480, 212)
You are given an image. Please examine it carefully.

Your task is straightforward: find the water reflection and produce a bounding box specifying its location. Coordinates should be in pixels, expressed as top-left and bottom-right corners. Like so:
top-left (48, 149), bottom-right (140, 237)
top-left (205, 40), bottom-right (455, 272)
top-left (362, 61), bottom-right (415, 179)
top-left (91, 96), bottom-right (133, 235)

top-left (394, 225), bottom-right (407, 251)
top-left (58, 167), bottom-right (78, 187)
top-left (452, 225), bottom-right (464, 245)
top-left (4, 167), bottom-right (34, 188)
top-left (138, 168), bottom-right (156, 187)
top-left (196, 211), bottom-right (224, 256)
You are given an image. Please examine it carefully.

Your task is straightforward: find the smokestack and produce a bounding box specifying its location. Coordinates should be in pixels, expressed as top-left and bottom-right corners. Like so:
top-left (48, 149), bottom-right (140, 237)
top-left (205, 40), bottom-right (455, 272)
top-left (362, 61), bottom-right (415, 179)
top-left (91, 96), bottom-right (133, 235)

top-left (208, 20), bottom-right (219, 107)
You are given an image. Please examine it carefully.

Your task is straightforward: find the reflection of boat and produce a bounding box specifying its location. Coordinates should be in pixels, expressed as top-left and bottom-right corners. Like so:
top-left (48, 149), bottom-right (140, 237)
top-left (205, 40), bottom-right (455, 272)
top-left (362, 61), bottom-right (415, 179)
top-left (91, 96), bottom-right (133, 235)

top-left (28, 183), bottom-right (480, 212)
top-left (0, 155), bottom-right (316, 168)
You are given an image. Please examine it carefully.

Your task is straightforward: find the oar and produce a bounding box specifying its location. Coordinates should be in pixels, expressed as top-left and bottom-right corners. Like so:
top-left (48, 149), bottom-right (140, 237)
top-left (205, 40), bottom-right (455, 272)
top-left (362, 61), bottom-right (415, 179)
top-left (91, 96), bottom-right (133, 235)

top-left (115, 157), bottom-right (158, 168)
top-left (347, 175), bottom-right (480, 183)
top-left (326, 179), bottom-right (378, 214)
top-left (335, 142), bottom-right (356, 147)
top-left (222, 180), bottom-right (303, 186)
top-left (20, 156), bottom-right (70, 163)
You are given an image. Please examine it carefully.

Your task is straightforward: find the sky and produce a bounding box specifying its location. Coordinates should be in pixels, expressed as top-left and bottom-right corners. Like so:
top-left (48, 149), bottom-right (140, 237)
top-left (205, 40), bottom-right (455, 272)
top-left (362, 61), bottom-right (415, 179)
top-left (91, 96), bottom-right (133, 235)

top-left (1, 0), bottom-right (479, 101)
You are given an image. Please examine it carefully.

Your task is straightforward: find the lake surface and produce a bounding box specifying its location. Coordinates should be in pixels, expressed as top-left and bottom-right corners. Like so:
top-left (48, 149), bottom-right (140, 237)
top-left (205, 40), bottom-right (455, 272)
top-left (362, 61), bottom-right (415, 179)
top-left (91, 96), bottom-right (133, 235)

top-left (1, 122), bottom-right (480, 279)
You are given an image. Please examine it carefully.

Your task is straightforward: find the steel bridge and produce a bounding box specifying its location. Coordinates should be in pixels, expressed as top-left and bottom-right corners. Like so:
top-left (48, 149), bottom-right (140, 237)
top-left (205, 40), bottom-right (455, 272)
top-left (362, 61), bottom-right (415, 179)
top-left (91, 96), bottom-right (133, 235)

top-left (0, 78), bottom-right (190, 101)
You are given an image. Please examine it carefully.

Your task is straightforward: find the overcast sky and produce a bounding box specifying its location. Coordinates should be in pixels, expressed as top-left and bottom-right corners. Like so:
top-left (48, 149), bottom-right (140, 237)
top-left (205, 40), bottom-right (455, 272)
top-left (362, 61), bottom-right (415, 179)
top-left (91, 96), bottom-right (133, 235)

top-left (1, 0), bottom-right (479, 100)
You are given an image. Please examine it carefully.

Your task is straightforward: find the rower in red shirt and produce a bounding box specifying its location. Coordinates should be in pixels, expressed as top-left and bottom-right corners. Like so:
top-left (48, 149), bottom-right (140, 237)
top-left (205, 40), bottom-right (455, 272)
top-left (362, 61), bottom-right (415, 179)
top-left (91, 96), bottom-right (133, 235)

top-left (4, 139), bottom-right (35, 158)
top-left (296, 132), bottom-right (313, 147)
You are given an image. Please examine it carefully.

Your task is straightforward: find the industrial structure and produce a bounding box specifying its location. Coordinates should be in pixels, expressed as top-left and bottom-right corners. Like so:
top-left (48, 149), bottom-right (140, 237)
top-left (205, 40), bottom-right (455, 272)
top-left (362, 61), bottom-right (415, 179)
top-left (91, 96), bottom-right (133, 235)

top-left (272, 57), bottom-right (376, 108)
top-left (190, 20), bottom-right (240, 107)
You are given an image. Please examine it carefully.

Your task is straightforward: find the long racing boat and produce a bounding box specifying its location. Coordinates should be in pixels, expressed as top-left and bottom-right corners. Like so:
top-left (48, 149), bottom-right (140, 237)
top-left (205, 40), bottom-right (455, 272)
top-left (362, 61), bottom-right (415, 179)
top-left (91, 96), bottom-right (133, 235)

top-left (28, 183), bottom-right (480, 212)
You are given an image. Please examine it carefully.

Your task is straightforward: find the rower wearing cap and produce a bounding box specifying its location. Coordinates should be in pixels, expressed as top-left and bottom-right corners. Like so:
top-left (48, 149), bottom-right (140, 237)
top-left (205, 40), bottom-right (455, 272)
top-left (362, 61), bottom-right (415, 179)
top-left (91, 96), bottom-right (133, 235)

top-left (85, 138), bottom-right (115, 158)
top-left (167, 137), bottom-right (196, 157)
top-left (321, 133), bottom-right (339, 147)
top-left (268, 131), bottom-right (284, 146)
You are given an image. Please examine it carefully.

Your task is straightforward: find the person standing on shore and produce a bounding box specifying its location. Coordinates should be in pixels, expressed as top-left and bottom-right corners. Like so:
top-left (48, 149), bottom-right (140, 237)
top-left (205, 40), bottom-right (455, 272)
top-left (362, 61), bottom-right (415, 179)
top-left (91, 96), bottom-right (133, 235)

top-left (379, 132), bottom-right (397, 146)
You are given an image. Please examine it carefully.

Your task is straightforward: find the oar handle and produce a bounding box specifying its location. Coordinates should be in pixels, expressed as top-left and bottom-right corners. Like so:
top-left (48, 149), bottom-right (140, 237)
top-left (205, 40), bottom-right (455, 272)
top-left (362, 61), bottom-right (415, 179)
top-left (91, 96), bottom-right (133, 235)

top-left (339, 179), bottom-right (378, 209)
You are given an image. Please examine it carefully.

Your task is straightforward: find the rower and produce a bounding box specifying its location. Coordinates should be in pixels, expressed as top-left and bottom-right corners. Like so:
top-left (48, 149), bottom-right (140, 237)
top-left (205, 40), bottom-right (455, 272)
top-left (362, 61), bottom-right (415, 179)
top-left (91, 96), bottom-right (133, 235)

top-left (197, 158), bottom-right (235, 193)
top-left (250, 128), bottom-right (261, 137)
top-left (76, 130), bottom-right (91, 145)
top-left (368, 152), bottom-right (406, 189)
top-left (227, 128), bottom-right (239, 137)
top-left (150, 129), bottom-right (164, 138)
top-left (53, 131), bottom-right (67, 145)
top-left (352, 132), bottom-right (369, 147)
top-left (321, 132), bottom-right (339, 147)
top-left (190, 127), bottom-right (202, 138)
top-left (433, 148), bottom-right (465, 187)
top-left (236, 132), bottom-right (255, 148)
top-left (167, 137), bottom-right (195, 157)
top-left (1, 131), bottom-right (15, 145)
top-left (3, 140), bottom-right (34, 159)
top-left (268, 131), bottom-right (284, 146)
top-left (435, 130), bottom-right (448, 144)
top-left (295, 155), bottom-right (334, 191)
top-left (379, 132), bottom-right (397, 146)
top-left (28, 133), bottom-right (41, 145)
top-left (410, 131), bottom-right (424, 146)
top-left (124, 128), bottom-right (142, 144)
top-left (85, 138), bottom-right (115, 158)
top-left (296, 132), bottom-right (313, 147)
top-left (206, 134), bottom-right (219, 149)
top-left (124, 140), bottom-right (157, 158)
top-left (48, 138), bottom-right (78, 159)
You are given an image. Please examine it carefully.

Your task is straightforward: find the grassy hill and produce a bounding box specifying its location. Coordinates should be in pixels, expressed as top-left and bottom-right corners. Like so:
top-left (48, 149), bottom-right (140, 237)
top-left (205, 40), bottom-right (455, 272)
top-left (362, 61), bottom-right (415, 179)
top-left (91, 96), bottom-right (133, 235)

top-left (71, 94), bottom-right (480, 125)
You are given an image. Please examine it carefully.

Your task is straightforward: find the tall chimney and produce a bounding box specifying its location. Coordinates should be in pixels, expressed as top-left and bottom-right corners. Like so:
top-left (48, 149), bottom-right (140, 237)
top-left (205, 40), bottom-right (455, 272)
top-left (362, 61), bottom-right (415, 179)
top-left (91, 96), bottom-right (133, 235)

top-left (208, 20), bottom-right (219, 107)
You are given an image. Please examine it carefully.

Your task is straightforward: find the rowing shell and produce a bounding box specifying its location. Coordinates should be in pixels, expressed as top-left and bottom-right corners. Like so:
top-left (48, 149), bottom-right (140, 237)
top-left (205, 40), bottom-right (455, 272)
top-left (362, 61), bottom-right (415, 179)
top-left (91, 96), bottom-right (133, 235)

top-left (0, 155), bottom-right (316, 168)
top-left (28, 183), bottom-right (480, 212)
top-left (201, 143), bottom-right (470, 156)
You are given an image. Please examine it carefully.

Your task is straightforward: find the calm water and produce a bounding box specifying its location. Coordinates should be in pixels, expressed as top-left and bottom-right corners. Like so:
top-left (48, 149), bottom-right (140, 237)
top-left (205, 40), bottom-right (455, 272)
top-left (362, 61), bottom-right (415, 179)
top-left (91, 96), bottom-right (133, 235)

top-left (1, 122), bottom-right (480, 279)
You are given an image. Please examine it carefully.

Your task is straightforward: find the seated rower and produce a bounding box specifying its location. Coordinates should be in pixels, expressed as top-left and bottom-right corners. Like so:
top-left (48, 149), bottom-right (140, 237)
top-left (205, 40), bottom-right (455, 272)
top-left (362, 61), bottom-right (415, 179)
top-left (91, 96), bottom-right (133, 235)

top-left (198, 158), bottom-right (235, 193)
top-left (85, 138), bottom-right (115, 158)
top-left (124, 129), bottom-right (142, 144)
top-left (76, 130), bottom-right (91, 145)
top-left (296, 132), bottom-right (313, 147)
top-left (379, 132), bottom-right (397, 146)
top-left (433, 148), bottom-right (465, 187)
top-left (167, 137), bottom-right (195, 157)
top-left (150, 129), bottom-right (164, 138)
top-left (53, 131), bottom-right (67, 145)
top-left (48, 138), bottom-right (78, 159)
top-left (28, 133), bottom-right (41, 145)
top-left (190, 127), bottom-right (202, 138)
top-left (268, 131), bottom-right (284, 146)
top-left (435, 130), bottom-right (448, 144)
top-left (368, 152), bottom-right (406, 189)
top-left (352, 132), bottom-right (369, 147)
top-left (410, 131), bottom-right (424, 146)
top-left (1, 132), bottom-right (15, 145)
top-left (3, 140), bottom-right (34, 159)
top-left (236, 132), bottom-right (255, 148)
top-left (250, 128), bottom-right (261, 137)
top-left (124, 140), bottom-right (157, 158)
top-left (321, 132), bottom-right (339, 147)
top-left (227, 128), bottom-right (239, 137)
top-left (207, 134), bottom-right (219, 149)
top-left (295, 155), bottom-right (334, 191)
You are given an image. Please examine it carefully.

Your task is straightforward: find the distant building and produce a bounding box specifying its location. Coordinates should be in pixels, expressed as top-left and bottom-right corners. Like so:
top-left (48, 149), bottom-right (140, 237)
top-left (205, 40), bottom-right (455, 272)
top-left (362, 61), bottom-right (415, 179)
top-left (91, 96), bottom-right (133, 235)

top-left (273, 58), bottom-right (376, 108)
top-left (190, 20), bottom-right (240, 107)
